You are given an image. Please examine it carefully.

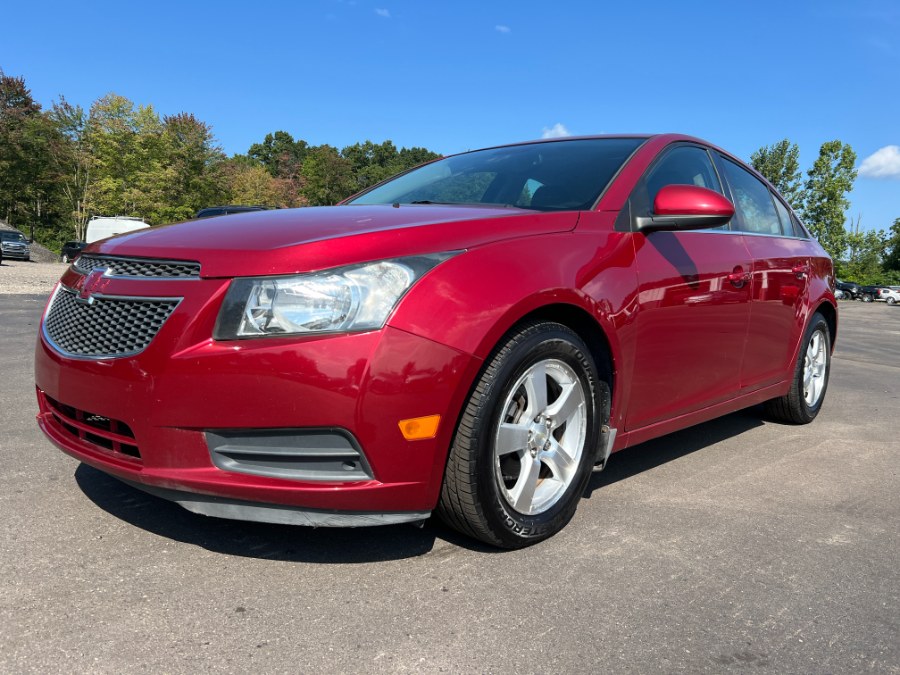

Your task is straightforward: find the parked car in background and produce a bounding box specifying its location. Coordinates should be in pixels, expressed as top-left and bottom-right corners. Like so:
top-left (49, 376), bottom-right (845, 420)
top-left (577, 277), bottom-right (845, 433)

top-left (35, 134), bottom-right (837, 549)
top-left (835, 279), bottom-right (860, 300)
top-left (878, 288), bottom-right (900, 305)
top-left (859, 285), bottom-right (889, 303)
top-left (195, 205), bottom-right (268, 219)
top-left (86, 216), bottom-right (150, 244)
top-left (60, 241), bottom-right (87, 264)
top-left (0, 230), bottom-right (31, 261)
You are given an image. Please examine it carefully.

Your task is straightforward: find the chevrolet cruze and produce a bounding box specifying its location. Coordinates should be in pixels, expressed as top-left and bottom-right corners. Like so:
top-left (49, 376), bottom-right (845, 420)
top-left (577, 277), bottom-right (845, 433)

top-left (35, 135), bottom-right (836, 548)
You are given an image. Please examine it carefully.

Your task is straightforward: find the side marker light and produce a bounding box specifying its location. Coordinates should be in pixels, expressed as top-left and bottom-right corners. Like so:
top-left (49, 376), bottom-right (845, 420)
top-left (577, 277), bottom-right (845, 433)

top-left (398, 415), bottom-right (441, 441)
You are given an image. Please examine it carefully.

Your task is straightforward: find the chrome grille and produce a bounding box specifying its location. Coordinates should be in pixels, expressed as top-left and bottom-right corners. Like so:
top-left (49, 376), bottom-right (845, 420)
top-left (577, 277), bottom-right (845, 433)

top-left (43, 287), bottom-right (180, 358)
top-left (74, 255), bottom-right (201, 278)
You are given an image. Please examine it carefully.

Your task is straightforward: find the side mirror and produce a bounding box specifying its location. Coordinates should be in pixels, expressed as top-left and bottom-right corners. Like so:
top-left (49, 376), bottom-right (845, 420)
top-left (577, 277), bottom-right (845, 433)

top-left (635, 185), bottom-right (735, 233)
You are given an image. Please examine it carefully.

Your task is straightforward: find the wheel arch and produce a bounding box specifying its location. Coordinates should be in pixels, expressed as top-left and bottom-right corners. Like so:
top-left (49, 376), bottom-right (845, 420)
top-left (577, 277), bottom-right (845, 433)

top-left (429, 299), bottom-right (618, 481)
top-left (505, 303), bottom-right (615, 392)
top-left (815, 300), bottom-right (838, 351)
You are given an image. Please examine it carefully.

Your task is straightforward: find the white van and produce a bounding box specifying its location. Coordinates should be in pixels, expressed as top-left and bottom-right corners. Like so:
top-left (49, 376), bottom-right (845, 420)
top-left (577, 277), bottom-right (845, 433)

top-left (85, 216), bottom-right (150, 244)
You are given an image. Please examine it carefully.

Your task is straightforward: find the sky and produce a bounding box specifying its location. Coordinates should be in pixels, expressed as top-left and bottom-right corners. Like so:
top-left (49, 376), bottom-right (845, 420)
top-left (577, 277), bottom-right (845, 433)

top-left (2, 0), bottom-right (897, 230)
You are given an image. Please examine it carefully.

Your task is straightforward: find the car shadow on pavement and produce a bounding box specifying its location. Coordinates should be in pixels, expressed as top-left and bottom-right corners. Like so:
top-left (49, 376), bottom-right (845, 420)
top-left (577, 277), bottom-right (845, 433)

top-left (73, 464), bottom-right (449, 562)
top-left (74, 407), bottom-right (766, 561)
top-left (584, 406), bottom-right (765, 496)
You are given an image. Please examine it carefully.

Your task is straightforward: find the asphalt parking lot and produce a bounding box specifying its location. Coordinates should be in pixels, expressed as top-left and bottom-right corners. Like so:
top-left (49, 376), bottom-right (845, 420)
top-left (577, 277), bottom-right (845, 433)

top-left (1, 276), bottom-right (898, 673)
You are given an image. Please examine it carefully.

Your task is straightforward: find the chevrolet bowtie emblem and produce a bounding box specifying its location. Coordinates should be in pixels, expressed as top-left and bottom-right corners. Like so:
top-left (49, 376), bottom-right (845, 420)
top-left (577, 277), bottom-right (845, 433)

top-left (75, 267), bottom-right (109, 305)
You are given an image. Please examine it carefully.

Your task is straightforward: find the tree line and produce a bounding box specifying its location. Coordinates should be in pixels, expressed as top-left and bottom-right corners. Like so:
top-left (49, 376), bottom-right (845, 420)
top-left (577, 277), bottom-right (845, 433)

top-left (751, 139), bottom-right (899, 284)
top-left (0, 70), bottom-right (439, 250)
top-left (1, 68), bottom-right (897, 282)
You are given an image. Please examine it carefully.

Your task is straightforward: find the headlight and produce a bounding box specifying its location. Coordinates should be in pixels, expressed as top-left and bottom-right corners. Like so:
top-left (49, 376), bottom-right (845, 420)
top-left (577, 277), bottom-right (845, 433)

top-left (214, 254), bottom-right (457, 339)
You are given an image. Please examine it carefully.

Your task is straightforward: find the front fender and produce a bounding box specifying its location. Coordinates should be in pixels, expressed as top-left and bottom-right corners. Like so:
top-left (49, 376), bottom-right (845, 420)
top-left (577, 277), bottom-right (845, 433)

top-left (388, 229), bottom-right (640, 430)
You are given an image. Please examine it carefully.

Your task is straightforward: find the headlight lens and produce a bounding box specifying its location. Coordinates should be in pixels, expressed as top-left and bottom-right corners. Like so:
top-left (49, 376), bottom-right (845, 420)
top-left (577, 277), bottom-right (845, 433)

top-left (214, 254), bottom-right (456, 339)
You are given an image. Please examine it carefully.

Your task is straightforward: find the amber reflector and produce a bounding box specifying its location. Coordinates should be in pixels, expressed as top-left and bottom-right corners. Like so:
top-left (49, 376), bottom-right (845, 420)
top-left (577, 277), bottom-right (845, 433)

top-left (398, 415), bottom-right (441, 440)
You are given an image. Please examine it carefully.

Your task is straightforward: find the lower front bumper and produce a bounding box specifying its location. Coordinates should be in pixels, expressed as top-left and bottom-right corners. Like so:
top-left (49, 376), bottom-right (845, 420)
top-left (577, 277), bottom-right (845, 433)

top-left (121, 478), bottom-right (431, 527)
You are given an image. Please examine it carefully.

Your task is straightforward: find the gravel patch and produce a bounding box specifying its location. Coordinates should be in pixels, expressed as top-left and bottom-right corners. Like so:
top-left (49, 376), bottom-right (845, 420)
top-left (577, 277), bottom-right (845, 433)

top-left (0, 260), bottom-right (64, 296)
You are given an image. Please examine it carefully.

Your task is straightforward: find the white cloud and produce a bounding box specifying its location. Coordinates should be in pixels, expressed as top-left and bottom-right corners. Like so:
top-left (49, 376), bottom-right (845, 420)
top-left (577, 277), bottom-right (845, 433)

top-left (859, 145), bottom-right (900, 178)
top-left (541, 123), bottom-right (571, 139)
top-left (495, 25), bottom-right (511, 33)
top-left (375, 8), bottom-right (390, 18)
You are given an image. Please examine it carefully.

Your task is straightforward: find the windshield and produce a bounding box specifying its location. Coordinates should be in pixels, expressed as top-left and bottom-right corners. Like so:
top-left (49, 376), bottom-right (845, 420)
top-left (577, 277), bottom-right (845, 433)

top-left (0, 232), bottom-right (27, 242)
top-left (347, 138), bottom-right (645, 211)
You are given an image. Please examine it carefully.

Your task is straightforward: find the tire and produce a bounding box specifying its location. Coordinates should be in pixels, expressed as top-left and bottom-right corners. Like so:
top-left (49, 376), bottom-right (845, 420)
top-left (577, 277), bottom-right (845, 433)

top-left (438, 321), bottom-right (603, 549)
top-left (62, 254), bottom-right (70, 264)
top-left (862, 294), bottom-right (873, 303)
top-left (765, 312), bottom-right (831, 424)
top-left (887, 297), bottom-right (896, 306)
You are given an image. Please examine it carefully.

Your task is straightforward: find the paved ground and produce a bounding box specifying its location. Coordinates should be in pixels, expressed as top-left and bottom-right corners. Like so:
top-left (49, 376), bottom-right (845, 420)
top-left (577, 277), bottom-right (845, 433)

top-left (1, 295), bottom-right (897, 674)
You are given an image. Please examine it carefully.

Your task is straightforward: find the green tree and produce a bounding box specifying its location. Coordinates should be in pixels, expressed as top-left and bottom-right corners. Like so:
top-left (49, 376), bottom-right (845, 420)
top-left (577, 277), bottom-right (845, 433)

top-left (838, 216), bottom-right (886, 284)
top-left (883, 217), bottom-right (900, 275)
top-left (248, 130), bottom-right (308, 179)
top-left (750, 139), bottom-right (804, 209)
top-left (48, 98), bottom-right (92, 240)
top-left (0, 70), bottom-right (59, 231)
top-left (220, 160), bottom-right (283, 206)
top-left (302, 145), bottom-right (355, 205)
top-left (342, 140), bottom-right (440, 192)
top-left (157, 112), bottom-right (227, 223)
top-left (802, 140), bottom-right (857, 261)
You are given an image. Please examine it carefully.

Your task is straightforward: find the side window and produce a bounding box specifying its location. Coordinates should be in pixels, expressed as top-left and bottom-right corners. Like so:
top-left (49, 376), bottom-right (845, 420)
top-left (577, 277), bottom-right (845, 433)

top-left (626, 145), bottom-right (728, 231)
top-left (516, 178), bottom-right (544, 207)
top-left (721, 159), bottom-right (784, 236)
top-left (790, 213), bottom-right (808, 238)
top-left (644, 146), bottom-right (723, 208)
top-left (771, 194), bottom-right (794, 237)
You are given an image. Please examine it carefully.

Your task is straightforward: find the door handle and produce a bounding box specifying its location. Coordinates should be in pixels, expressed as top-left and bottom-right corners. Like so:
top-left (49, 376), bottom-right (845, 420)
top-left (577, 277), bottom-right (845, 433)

top-left (792, 264), bottom-right (809, 279)
top-left (726, 266), bottom-right (750, 288)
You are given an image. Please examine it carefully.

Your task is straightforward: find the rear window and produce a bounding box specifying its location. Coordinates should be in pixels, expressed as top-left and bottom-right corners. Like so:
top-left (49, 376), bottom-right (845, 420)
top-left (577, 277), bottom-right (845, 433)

top-left (348, 138), bottom-right (645, 211)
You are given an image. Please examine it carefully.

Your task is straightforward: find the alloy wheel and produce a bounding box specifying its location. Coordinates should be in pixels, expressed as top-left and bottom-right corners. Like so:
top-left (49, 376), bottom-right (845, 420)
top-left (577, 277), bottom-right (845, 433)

top-left (803, 329), bottom-right (828, 407)
top-left (493, 358), bottom-right (587, 515)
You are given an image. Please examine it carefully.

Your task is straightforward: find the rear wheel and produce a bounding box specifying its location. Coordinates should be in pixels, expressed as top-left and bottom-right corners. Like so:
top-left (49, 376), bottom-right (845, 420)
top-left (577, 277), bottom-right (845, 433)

top-left (887, 297), bottom-right (896, 306)
top-left (862, 293), bottom-right (874, 302)
top-left (765, 312), bottom-right (831, 424)
top-left (438, 321), bottom-right (602, 549)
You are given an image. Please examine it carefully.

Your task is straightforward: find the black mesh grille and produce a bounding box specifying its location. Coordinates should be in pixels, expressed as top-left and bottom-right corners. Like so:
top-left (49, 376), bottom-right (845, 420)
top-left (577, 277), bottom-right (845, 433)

top-left (43, 287), bottom-right (180, 358)
top-left (74, 255), bottom-right (201, 278)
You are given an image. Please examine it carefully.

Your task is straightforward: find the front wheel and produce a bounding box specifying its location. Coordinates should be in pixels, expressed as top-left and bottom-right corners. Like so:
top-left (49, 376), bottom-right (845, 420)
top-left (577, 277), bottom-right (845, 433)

top-left (438, 321), bottom-right (603, 549)
top-left (765, 312), bottom-right (831, 424)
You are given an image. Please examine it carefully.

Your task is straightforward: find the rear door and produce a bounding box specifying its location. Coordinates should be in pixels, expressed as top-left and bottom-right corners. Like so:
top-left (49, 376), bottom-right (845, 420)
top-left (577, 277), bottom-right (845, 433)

top-left (715, 155), bottom-right (811, 391)
top-left (626, 144), bottom-right (753, 430)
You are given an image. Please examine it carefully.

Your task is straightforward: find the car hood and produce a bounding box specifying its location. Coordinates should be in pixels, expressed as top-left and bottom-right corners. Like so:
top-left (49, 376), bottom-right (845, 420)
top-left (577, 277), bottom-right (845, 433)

top-left (89, 204), bottom-right (580, 277)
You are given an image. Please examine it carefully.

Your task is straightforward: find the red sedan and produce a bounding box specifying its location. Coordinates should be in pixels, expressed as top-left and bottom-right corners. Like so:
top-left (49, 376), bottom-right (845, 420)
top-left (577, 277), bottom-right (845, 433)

top-left (35, 135), bottom-right (836, 548)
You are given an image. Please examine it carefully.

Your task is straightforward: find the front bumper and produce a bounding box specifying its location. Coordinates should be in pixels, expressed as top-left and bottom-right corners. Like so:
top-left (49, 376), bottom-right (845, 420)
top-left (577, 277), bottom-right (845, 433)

top-left (35, 271), bottom-right (478, 521)
top-left (2, 246), bottom-right (30, 259)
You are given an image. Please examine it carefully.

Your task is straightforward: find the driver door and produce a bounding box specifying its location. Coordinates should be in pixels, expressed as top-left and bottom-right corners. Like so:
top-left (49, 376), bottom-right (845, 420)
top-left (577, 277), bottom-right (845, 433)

top-left (625, 144), bottom-right (753, 431)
